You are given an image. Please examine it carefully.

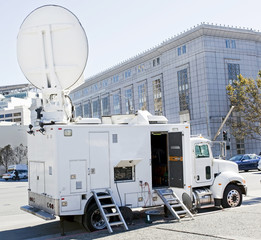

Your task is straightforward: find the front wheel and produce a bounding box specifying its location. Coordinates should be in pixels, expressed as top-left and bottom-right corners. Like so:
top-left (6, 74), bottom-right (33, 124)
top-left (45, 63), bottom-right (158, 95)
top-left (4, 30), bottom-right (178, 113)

top-left (222, 184), bottom-right (242, 208)
top-left (82, 203), bottom-right (111, 232)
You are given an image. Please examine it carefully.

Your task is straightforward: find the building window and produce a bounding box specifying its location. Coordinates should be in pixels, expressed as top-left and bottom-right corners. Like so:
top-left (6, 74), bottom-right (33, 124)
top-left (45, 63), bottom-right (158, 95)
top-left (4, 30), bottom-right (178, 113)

top-left (83, 101), bottom-right (91, 118)
top-left (182, 45), bottom-right (186, 54)
top-left (137, 64), bottom-right (145, 73)
top-left (225, 39), bottom-right (230, 48)
top-left (74, 90), bottom-right (82, 100)
top-left (112, 92), bottom-right (121, 114)
top-left (5, 113), bottom-right (12, 118)
top-left (124, 69), bottom-right (131, 79)
top-left (83, 87), bottom-right (88, 95)
top-left (178, 45), bottom-right (186, 56)
top-left (153, 57), bottom-right (160, 67)
top-left (236, 138), bottom-right (245, 154)
top-left (228, 63), bottom-right (240, 84)
top-left (13, 118), bottom-right (21, 122)
top-left (112, 75), bottom-right (119, 83)
top-left (178, 47), bottom-right (181, 56)
top-left (75, 105), bottom-right (83, 117)
top-left (103, 79), bottom-right (109, 87)
top-left (124, 88), bottom-right (134, 114)
top-left (231, 40), bottom-right (236, 49)
top-left (153, 79), bottom-right (163, 115)
top-left (101, 95), bottom-right (110, 116)
top-left (0, 114), bottom-right (4, 118)
top-left (177, 69), bottom-right (190, 111)
top-left (14, 112), bottom-right (21, 117)
top-left (225, 39), bottom-right (236, 49)
top-left (92, 99), bottom-right (100, 118)
top-left (138, 82), bottom-right (147, 110)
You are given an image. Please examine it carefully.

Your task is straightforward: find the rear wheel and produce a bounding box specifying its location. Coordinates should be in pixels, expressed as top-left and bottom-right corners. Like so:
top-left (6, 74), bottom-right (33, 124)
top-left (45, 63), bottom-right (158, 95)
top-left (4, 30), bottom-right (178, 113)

top-left (222, 184), bottom-right (242, 208)
top-left (82, 203), bottom-right (111, 232)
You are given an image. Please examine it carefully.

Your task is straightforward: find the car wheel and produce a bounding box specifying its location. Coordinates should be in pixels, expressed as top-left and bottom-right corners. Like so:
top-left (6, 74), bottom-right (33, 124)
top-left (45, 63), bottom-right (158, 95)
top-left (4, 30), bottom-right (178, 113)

top-left (82, 203), bottom-right (111, 232)
top-left (222, 184), bottom-right (242, 208)
top-left (5, 179), bottom-right (8, 181)
top-left (12, 176), bottom-right (16, 180)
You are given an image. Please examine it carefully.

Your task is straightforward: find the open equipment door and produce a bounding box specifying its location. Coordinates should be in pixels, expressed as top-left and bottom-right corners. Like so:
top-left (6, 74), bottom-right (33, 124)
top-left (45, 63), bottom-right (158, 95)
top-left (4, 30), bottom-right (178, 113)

top-left (168, 132), bottom-right (184, 188)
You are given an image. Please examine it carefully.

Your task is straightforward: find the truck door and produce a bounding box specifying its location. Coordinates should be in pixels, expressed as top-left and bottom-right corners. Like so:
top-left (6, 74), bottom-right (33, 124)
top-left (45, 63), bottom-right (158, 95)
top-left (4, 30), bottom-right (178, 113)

top-left (29, 161), bottom-right (45, 194)
top-left (168, 132), bottom-right (184, 188)
top-left (194, 143), bottom-right (213, 184)
top-left (89, 132), bottom-right (110, 190)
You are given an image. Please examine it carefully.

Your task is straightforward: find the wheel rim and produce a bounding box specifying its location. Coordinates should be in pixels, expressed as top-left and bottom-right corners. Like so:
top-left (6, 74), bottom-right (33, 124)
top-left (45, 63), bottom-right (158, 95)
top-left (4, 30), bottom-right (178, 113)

top-left (227, 189), bottom-right (240, 207)
top-left (90, 209), bottom-right (108, 230)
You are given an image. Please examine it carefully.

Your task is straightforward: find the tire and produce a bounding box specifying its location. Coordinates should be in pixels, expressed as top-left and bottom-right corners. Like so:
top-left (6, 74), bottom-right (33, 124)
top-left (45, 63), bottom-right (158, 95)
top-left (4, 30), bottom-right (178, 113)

top-left (5, 179), bottom-right (8, 181)
top-left (222, 184), bottom-right (242, 208)
top-left (12, 176), bottom-right (16, 180)
top-left (82, 203), bottom-right (111, 232)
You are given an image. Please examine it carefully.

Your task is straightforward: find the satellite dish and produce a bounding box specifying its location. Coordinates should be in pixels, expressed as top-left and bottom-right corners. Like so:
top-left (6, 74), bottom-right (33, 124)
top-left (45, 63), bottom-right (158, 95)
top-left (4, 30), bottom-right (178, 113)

top-left (17, 5), bottom-right (88, 90)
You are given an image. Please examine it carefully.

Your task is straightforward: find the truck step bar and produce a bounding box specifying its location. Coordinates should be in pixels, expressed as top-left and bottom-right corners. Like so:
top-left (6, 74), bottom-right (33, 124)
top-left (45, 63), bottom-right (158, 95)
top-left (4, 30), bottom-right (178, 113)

top-left (20, 205), bottom-right (56, 220)
top-left (92, 189), bottom-right (129, 233)
top-left (155, 189), bottom-right (194, 221)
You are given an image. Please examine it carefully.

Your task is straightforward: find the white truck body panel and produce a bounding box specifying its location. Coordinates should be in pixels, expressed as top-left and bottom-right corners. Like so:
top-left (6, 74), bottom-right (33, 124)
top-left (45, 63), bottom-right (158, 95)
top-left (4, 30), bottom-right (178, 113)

top-left (27, 120), bottom-right (193, 216)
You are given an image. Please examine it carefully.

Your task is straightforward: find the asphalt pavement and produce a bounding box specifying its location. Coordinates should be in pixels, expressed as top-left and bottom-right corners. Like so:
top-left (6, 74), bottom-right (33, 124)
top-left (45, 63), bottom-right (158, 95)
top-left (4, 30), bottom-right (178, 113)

top-left (0, 171), bottom-right (261, 240)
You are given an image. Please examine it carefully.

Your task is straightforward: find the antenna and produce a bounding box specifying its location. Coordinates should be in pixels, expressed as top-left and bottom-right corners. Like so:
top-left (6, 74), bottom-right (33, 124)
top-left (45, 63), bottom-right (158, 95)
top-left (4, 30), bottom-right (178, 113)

top-left (17, 5), bottom-right (88, 123)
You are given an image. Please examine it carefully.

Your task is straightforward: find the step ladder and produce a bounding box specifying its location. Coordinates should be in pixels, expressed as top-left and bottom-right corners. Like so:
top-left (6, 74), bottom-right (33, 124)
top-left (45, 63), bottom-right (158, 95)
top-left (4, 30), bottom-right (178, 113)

top-left (92, 189), bottom-right (129, 233)
top-left (155, 188), bottom-right (194, 221)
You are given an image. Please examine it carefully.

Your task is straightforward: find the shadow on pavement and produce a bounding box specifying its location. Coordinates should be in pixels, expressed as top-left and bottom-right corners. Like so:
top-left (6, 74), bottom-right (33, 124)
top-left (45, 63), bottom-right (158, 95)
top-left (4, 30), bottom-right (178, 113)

top-left (0, 220), bottom-right (84, 240)
top-left (242, 197), bottom-right (261, 206)
top-left (0, 212), bottom-right (183, 240)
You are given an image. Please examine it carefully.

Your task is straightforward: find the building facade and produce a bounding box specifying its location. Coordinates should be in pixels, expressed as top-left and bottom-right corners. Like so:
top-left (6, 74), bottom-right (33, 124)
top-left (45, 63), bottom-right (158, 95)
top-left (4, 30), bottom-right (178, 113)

top-left (71, 24), bottom-right (261, 157)
top-left (0, 84), bottom-right (40, 125)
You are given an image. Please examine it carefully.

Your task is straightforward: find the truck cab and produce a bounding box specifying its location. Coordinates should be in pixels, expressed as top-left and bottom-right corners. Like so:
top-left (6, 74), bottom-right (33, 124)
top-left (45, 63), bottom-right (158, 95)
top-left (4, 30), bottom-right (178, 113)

top-left (190, 136), bottom-right (247, 209)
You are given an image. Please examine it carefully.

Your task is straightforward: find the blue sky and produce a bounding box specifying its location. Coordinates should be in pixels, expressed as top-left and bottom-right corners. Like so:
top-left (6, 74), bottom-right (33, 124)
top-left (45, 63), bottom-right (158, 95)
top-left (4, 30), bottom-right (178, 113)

top-left (0, 0), bottom-right (260, 87)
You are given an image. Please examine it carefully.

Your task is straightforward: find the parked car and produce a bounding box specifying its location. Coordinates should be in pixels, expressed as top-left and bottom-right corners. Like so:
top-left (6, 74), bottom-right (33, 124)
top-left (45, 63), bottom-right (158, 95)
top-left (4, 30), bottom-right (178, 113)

top-left (229, 154), bottom-right (261, 172)
top-left (2, 170), bottom-right (28, 181)
top-left (258, 159), bottom-right (261, 171)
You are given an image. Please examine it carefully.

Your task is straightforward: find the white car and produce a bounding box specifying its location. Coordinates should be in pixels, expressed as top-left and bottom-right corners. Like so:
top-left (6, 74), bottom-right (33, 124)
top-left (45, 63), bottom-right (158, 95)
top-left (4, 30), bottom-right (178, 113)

top-left (258, 159), bottom-right (261, 171)
top-left (2, 170), bottom-right (28, 181)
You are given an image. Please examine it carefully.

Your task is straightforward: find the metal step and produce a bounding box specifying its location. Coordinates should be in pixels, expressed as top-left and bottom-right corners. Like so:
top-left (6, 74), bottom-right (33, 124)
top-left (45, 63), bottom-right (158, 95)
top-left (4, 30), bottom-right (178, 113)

top-left (105, 212), bottom-right (120, 217)
top-left (155, 188), bottom-right (194, 221)
top-left (109, 221), bottom-right (124, 226)
top-left (98, 195), bottom-right (112, 199)
top-left (170, 204), bottom-right (182, 208)
top-left (101, 203), bottom-right (116, 208)
top-left (92, 189), bottom-right (128, 233)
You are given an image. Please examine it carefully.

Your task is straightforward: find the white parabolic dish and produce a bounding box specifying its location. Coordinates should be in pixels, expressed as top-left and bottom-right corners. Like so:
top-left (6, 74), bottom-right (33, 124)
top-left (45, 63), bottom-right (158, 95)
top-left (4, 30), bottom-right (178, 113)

top-left (17, 5), bottom-right (88, 90)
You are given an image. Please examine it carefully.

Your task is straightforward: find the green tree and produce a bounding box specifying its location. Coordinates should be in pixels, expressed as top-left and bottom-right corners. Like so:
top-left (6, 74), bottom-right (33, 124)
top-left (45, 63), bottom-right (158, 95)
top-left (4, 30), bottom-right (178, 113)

top-left (0, 145), bottom-right (15, 172)
top-left (226, 72), bottom-right (261, 140)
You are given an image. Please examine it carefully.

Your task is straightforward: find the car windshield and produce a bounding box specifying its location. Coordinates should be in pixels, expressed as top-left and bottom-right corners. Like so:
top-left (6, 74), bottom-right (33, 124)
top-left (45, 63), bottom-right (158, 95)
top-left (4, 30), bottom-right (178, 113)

top-left (230, 155), bottom-right (243, 161)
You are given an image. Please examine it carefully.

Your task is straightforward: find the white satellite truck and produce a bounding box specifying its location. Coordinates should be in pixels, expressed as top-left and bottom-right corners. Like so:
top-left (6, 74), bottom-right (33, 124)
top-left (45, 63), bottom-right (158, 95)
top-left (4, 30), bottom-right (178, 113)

top-left (18, 5), bottom-right (247, 234)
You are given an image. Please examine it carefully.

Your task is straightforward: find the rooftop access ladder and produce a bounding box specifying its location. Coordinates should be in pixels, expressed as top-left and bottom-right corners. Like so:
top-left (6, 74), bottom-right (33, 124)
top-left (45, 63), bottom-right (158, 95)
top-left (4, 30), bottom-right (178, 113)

top-left (155, 188), bottom-right (194, 221)
top-left (92, 189), bottom-right (129, 233)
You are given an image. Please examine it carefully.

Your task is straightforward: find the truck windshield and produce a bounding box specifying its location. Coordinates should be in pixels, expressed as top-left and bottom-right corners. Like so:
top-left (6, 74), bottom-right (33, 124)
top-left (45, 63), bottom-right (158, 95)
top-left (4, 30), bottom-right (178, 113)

top-left (195, 144), bottom-right (210, 158)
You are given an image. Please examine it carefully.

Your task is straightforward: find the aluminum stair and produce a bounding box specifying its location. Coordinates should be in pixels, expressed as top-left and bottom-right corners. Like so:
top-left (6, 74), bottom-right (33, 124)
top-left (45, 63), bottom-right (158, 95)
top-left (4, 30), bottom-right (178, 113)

top-left (92, 189), bottom-right (128, 233)
top-left (155, 188), bottom-right (194, 221)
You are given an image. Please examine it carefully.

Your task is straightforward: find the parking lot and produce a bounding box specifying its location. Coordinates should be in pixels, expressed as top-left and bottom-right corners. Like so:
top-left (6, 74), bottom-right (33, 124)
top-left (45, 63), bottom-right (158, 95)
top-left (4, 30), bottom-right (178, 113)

top-left (0, 171), bottom-right (260, 240)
